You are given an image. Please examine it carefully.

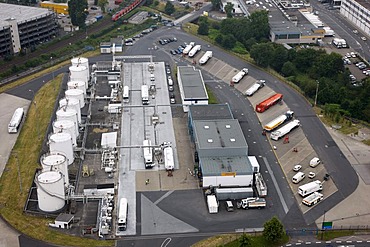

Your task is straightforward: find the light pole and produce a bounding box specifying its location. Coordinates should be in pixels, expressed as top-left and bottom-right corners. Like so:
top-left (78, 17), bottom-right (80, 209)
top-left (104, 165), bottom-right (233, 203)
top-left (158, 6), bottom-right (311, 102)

top-left (314, 80), bottom-right (320, 107)
top-left (29, 89), bottom-right (40, 139)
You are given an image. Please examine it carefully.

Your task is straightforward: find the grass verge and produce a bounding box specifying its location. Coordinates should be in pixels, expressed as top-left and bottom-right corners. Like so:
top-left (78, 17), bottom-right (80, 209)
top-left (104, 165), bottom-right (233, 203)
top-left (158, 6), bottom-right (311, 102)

top-left (318, 230), bottom-right (355, 241)
top-left (206, 85), bottom-right (218, 104)
top-left (0, 76), bottom-right (113, 247)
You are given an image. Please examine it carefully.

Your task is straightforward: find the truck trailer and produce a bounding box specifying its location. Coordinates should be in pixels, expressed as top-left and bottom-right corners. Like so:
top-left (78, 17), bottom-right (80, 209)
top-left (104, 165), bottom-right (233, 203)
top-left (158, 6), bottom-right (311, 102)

top-left (255, 93), bottom-right (283, 113)
top-left (255, 173), bottom-right (267, 197)
top-left (163, 146), bottom-right (174, 171)
top-left (207, 195), bottom-right (218, 213)
top-left (302, 192), bottom-right (323, 206)
top-left (8, 108), bottom-right (24, 133)
top-left (298, 180), bottom-right (322, 197)
top-left (270, 119), bottom-right (300, 141)
top-left (264, 110), bottom-right (294, 131)
top-left (232, 68), bottom-right (249, 83)
top-left (244, 80), bottom-right (265, 96)
top-left (183, 42), bottom-right (195, 55)
top-left (188, 44), bottom-right (201, 57)
top-left (141, 85), bottom-right (149, 105)
top-left (199, 51), bottom-right (212, 65)
top-left (143, 139), bottom-right (154, 168)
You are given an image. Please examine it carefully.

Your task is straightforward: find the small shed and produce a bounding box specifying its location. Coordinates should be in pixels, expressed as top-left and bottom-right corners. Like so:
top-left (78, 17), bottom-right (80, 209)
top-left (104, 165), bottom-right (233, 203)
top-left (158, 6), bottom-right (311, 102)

top-left (49, 213), bottom-right (74, 229)
top-left (101, 132), bottom-right (117, 148)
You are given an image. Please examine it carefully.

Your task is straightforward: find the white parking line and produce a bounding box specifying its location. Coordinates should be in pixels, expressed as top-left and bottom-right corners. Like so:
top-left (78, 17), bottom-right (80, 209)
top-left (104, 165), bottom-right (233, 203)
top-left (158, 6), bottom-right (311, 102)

top-left (263, 157), bottom-right (289, 213)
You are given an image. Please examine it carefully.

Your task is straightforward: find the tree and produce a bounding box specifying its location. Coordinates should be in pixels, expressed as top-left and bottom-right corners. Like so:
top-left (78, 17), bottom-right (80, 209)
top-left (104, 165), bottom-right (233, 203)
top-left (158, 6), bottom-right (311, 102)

top-left (239, 234), bottom-right (251, 247)
top-left (68, 0), bottom-right (88, 28)
top-left (225, 2), bottom-right (234, 18)
top-left (281, 61), bottom-right (297, 77)
top-left (211, 0), bottom-right (221, 10)
top-left (215, 34), bottom-right (224, 45)
top-left (263, 216), bottom-right (285, 243)
top-left (250, 43), bottom-right (274, 67)
top-left (222, 34), bottom-right (236, 49)
top-left (98, 0), bottom-right (108, 13)
top-left (165, 1), bottom-right (175, 15)
top-left (198, 21), bottom-right (209, 35)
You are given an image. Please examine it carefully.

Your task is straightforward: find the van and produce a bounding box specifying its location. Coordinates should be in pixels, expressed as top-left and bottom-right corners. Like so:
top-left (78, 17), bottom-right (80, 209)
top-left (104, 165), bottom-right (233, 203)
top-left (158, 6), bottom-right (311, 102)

top-left (225, 201), bottom-right (234, 212)
top-left (292, 172), bottom-right (305, 184)
top-left (150, 74), bottom-right (155, 81)
top-left (168, 77), bottom-right (173, 86)
top-left (309, 157), bottom-right (321, 168)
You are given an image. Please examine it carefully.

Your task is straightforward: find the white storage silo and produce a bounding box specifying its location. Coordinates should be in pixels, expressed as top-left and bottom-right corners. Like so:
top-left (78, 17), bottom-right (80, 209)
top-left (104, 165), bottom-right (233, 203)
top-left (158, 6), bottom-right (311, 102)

top-left (49, 132), bottom-right (74, 165)
top-left (36, 171), bottom-right (66, 212)
top-left (53, 120), bottom-right (77, 146)
top-left (65, 89), bottom-right (84, 108)
top-left (69, 65), bottom-right (88, 88)
top-left (71, 57), bottom-right (89, 75)
top-left (40, 152), bottom-right (69, 186)
top-left (59, 97), bottom-right (81, 123)
top-left (67, 80), bottom-right (86, 95)
top-left (56, 108), bottom-right (79, 136)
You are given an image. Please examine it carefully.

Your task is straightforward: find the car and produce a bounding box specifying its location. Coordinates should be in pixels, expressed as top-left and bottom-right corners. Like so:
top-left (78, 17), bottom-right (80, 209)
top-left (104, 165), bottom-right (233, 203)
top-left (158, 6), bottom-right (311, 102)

top-left (361, 36), bottom-right (367, 41)
top-left (170, 50), bottom-right (177, 55)
top-left (170, 98), bottom-right (176, 104)
top-left (308, 172), bottom-right (316, 179)
top-left (168, 86), bottom-right (174, 92)
top-left (169, 92), bottom-right (175, 98)
top-left (90, 6), bottom-right (98, 10)
top-left (293, 165), bottom-right (302, 172)
top-left (309, 157), bottom-right (321, 168)
top-left (346, 53), bottom-right (351, 58)
top-left (359, 65), bottom-right (367, 70)
top-left (166, 68), bottom-right (171, 74)
top-left (353, 29), bottom-right (358, 34)
top-left (351, 52), bottom-right (357, 58)
top-left (356, 62), bottom-right (365, 67)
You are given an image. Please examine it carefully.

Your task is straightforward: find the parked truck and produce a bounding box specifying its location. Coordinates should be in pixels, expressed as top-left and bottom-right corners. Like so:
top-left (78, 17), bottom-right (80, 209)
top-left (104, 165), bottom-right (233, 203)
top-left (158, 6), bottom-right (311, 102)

top-left (188, 44), bottom-right (201, 57)
top-left (141, 85), bottom-right (149, 105)
top-left (239, 197), bottom-right (266, 209)
top-left (270, 119), bottom-right (300, 141)
top-left (199, 51), bottom-right (212, 65)
top-left (255, 93), bottom-right (283, 113)
top-left (244, 80), bottom-right (265, 96)
top-left (207, 195), bottom-right (218, 213)
top-left (232, 68), bottom-right (249, 83)
top-left (264, 110), bottom-right (294, 131)
top-left (255, 173), bottom-right (267, 197)
top-left (183, 42), bottom-right (195, 55)
top-left (8, 108), bottom-right (24, 133)
top-left (143, 139), bottom-right (154, 168)
top-left (298, 180), bottom-right (323, 197)
top-left (163, 146), bottom-right (174, 171)
top-left (302, 192), bottom-right (323, 206)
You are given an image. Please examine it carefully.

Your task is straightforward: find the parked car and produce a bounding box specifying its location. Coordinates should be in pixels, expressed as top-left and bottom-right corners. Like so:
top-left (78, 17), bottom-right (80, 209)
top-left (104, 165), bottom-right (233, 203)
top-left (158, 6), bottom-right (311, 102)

top-left (170, 98), bottom-right (176, 104)
top-left (308, 172), bottom-right (316, 179)
top-left (309, 157), bottom-right (321, 168)
top-left (166, 68), bottom-right (171, 74)
top-left (361, 36), bottom-right (367, 41)
top-left (293, 164), bottom-right (302, 172)
top-left (170, 50), bottom-right (177, 55)
top-left (353, 29), bottom-right (358, 34)
top-left (168, 86), bottom-right (174, 92)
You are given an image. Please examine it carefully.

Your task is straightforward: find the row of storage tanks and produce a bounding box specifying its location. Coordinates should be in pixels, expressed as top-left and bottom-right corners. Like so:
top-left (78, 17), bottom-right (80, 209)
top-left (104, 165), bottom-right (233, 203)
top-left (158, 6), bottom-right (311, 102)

top-left (36, 57), bottom-right (90, 213)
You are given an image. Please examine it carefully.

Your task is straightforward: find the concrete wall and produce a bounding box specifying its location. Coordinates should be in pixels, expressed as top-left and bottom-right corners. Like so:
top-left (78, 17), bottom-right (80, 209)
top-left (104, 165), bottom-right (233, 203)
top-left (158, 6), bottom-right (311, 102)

top-left (203, 174), bottom-right (253, 188)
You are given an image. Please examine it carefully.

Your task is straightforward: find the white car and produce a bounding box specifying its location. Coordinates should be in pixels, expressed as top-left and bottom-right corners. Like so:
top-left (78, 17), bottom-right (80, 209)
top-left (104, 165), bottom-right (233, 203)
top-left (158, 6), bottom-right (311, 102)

top-left (351, 52), bottom-right (357, 58)
top-left (308, 172), bottom-right (316, 179)
top-left (293, 165), bottom-right (302, 172)
top-left (353, 29), bottom-right (358, 34)
top-left (361, 36), bottom-right (367, 41)
top-left (309, 157), bottom-right (321, 168)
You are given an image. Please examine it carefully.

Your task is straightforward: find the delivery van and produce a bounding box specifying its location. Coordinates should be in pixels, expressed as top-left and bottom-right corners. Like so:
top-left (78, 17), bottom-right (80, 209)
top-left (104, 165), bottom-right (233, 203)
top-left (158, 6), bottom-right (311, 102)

top-left (292, 172), bottom-right (305, 184)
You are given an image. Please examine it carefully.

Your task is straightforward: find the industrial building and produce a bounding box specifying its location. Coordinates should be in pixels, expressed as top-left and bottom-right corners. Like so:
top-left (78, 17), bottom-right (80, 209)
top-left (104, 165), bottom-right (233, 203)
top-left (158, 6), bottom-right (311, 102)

top-left (340, 0), bottom-right (370, 34)
top-left (188, 105), bottom-right (255, 188)
top-left (219, 0), bottom-right (245, 16)
top-left (177, 66), bottom-right (209, 112)
top-left (40, 1), bottom-right (69, 14)
top-left (0, 3), bottom-right (58, 56)
top-left (100, 37), bottom-right (124, 54)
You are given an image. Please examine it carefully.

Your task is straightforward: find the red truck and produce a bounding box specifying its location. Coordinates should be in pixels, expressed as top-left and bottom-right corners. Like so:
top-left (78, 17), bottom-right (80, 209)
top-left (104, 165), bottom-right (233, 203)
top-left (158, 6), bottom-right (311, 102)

top-left (255, 93), bottom-right (283, 113)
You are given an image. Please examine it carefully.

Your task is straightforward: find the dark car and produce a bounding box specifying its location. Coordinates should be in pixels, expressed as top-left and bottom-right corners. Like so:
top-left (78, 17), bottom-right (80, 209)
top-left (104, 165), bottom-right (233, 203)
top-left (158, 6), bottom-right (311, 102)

top-left (170, 50), bottom-right (177, 55)
top-left (169, 92), bottom-right (175, 98)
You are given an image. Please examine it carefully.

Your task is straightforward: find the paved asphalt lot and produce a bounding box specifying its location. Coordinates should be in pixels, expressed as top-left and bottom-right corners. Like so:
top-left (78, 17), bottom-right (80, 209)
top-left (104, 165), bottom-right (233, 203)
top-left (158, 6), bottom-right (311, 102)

top-left (1, 26), bottom-right (361, 247)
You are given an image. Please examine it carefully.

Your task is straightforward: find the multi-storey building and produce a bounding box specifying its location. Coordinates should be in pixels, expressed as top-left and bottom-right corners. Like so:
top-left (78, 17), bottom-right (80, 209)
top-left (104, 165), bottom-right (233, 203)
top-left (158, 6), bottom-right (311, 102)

top-left (0, 3), bottom-right (58, 56)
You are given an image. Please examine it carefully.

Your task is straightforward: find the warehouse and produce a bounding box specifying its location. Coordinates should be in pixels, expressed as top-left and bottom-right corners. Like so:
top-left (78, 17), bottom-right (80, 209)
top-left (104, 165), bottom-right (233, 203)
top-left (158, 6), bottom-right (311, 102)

top-left (177, 66), bottom-right (209, 112)
top-left (0, 3), bottom-right (58, 56)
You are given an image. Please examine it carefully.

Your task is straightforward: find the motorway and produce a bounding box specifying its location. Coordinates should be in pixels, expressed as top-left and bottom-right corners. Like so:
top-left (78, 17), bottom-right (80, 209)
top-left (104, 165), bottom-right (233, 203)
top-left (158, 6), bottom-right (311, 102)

top-left (309, 1), bottom-right (370, 61)
top-left (2, 24), bottom-right (362, 247)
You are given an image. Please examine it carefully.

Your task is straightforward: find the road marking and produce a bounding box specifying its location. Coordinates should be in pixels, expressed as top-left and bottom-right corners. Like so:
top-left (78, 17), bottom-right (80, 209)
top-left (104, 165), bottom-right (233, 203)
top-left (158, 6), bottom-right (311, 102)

top-left (263, 157), bottom-right (289, 214)
top-left (336, 240), bottom-right (342, 243)
top-left (357, 241), bottom-right (363, 243)
top-left (305, 242), bottom-right (311, 244)
top-left (346, 240), bottom-right (353, 243)
top-left (315, 242), bottom-right (321, 244)
top-left (295, 243), bottom-right (301, 245)
top-left (286, 244), bottom-right (292, 246)
top-left (154, 190), bottom-right (174, 205)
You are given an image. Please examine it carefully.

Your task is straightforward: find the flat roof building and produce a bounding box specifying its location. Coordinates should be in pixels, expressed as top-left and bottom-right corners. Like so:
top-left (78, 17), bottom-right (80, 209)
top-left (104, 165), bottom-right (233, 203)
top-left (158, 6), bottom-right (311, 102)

top-left (0, 3), bottom-right (58, 56)
top-left (177, 66), bottom-right (208, 112)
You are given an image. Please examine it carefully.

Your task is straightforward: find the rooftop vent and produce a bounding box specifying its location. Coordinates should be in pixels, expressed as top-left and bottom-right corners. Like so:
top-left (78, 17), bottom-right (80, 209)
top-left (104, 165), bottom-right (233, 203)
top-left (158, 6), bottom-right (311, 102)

top-left (207, 139), bottom-right (213, 143)
top-left (225, 125), bottom-right (231, 129)
top-left (230, 138), bottom-right (236, 142)
top-left (204, 125), bottom-right (209, 129)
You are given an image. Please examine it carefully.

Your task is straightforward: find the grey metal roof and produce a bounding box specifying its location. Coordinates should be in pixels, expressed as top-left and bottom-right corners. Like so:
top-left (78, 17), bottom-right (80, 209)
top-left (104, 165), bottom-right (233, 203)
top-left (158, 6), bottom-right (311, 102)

top-left (189, 104), bottom-right (234, 121)
top-left (55, 213), bottom-right (74, 223)
top-left (200, 156), bottom-right (253, 176)
top-left (0, 3), bottom-right (51, 27)
top-left (178, 66), bottom-right (208, 100)
top-left (193, 119), bottom-right (247, 149)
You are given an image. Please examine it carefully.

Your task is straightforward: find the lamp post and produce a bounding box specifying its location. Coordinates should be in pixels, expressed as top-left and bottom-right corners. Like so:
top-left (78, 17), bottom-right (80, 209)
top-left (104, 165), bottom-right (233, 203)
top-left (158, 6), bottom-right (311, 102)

top-left (29, 89), bottom-right (40, 139)
top-left (314, 80), bottom-right (320, 107)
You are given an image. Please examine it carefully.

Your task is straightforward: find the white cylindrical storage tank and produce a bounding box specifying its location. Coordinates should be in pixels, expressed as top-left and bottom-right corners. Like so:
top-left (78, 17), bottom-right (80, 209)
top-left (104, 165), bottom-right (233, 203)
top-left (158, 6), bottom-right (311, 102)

top-left (49, 132), bottom-right (74, 165)
top-left (69, 65), bottom-right (88, 88)
top-left (71, 57), bottom-right (89, 75)
top-left (56, 108), bottom-right (79, 137)
top-left (37, 171), bottom-right (66, 212)
top-left (59, 97), bottom-right (81, 123)
top-left (53, 120), bottom-right (77, 146)
top-left (40, 152), bottom-right (69, 186)
top-left (65, 89), bottom-right (84, 108)
top-left (67, 80), bottom-right (86, 95)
